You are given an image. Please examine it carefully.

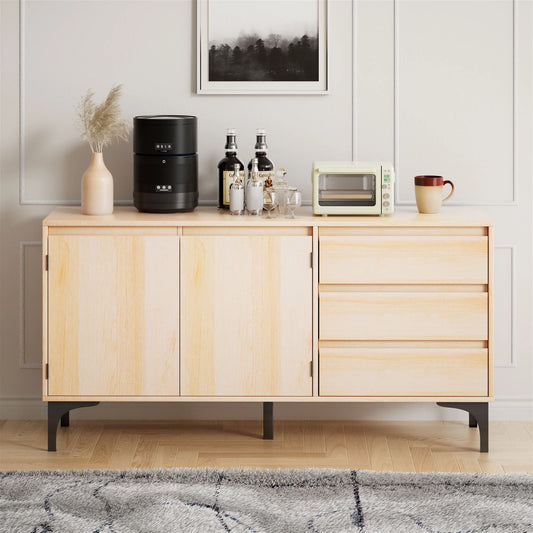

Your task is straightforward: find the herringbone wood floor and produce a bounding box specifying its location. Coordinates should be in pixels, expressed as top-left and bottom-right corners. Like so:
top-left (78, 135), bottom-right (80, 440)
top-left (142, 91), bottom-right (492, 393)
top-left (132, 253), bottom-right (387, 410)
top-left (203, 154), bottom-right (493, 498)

top-left (0, 420), bottom-right (532, 473)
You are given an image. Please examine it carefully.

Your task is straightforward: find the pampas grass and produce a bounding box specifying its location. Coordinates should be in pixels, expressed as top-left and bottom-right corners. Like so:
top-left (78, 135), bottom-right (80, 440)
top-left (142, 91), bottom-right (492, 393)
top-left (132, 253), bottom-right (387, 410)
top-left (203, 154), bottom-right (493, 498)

top-left (77, 84), bottom-right (129, 153)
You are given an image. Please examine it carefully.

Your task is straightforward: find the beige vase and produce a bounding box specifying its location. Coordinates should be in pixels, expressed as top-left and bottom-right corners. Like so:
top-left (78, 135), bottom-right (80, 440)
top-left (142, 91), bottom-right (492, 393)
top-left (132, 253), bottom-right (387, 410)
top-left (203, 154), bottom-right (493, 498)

top-left (81, 152), bottom-right (113, 215)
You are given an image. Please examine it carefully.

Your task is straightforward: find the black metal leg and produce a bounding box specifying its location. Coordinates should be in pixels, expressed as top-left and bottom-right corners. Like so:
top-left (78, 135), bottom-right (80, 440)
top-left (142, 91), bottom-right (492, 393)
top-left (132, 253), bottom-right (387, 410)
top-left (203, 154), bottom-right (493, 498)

top-left (437, 402), bottom-right (489, 452)
top-left (263, 402), bottom-right (273, 440)
top-left (48, 402), bottom-right (99, 451)
top-left (60, 412), bottom-right (70, 427)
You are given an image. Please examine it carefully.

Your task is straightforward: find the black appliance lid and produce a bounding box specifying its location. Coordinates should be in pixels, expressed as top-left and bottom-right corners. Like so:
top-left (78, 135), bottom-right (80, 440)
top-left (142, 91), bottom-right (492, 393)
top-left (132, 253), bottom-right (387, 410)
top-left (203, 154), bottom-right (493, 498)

top-left (134, 115), bottom-right (196, 123)
top-left (133, 115), bottom-right (197, 155)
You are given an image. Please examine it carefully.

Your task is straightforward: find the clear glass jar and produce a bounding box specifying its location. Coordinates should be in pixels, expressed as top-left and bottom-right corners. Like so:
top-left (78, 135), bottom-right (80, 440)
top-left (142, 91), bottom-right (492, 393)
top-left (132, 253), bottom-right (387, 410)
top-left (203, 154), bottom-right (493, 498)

top-left (272, 168), bottom-right (289, 216)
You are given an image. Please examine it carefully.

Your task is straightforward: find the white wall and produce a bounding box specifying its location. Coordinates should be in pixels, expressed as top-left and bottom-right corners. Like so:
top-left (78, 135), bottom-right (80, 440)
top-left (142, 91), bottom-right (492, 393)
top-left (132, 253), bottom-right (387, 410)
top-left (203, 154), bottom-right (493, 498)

top-left (1, 0), bottom-right (532, 421)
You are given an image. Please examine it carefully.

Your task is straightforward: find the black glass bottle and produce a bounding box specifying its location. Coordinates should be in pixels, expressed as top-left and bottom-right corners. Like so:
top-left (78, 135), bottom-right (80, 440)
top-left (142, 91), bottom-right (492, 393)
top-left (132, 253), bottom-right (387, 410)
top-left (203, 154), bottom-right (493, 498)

top-left (218, 129), bottom-right (244, 209)
top-left (247, 128), bottom-right (274, 189)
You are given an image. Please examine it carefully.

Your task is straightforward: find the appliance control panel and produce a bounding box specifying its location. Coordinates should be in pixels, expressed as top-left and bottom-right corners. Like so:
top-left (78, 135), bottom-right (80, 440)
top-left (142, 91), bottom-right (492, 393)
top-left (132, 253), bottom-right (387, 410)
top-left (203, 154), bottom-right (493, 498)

top-left (155, 142), bottom-right (173, 152)
top-left (381, 166), bottom-right (395, 214)
top-left (155, 184), bottom-right (173, 192)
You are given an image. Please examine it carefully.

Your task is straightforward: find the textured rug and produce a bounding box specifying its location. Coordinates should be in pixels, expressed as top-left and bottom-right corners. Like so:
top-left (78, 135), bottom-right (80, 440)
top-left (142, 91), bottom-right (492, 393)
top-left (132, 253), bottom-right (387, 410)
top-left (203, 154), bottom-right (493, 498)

top-left (0, 468), bottom-right (532, 533)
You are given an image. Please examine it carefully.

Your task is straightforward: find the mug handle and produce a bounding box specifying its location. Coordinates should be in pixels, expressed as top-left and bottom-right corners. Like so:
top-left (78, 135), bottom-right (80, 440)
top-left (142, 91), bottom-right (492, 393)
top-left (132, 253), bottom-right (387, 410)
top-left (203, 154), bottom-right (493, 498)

top-left (442, 180), bottom-right (455, 203)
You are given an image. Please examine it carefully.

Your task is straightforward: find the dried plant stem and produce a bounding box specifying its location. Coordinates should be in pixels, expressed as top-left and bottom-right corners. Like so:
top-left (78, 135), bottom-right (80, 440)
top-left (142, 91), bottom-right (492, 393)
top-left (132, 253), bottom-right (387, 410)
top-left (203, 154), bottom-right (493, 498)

top-left (76, 84), bottom-right (129, 153)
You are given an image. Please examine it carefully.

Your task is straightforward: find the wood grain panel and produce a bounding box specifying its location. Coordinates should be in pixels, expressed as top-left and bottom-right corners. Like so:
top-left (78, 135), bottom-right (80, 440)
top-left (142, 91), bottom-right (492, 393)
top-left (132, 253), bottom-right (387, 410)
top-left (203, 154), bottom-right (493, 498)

top-left (43, 206), bottom-right (493, 228)
top-left (180, 234), bottom-right (313, 396)
top-left (319, 292), bottom-right (488, 340)
top-left (48, 233), bottom-right (179, 396)
top-left (41, 394), bottom-right (493, 402)
top-left (3, 421), bottom-right (532, 471)
top-left (488, 227), bottom-right (494, 396)
top-left (49, 227), bottom-right (178, 236)
top-left (183, 227), bottom-right (311, 236)
top-left (319, 227), bottom-right (487, 236)
top-left (312, 226), bottom-right (319, 396)
top-left (319, 348), bottom-right (488, 396)
top-left (320, 284), bottom-right (487, 292)
top-left (42, 225), bottom-right (49, 395)
top-left (319, 236), bottom-right (487, 284)
top-left (319, 340), bottom-right (487, 349)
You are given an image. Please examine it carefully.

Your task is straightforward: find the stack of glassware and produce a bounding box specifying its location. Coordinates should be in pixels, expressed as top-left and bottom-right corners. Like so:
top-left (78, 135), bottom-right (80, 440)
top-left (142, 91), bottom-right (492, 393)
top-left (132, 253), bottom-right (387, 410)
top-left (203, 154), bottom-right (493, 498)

top-left (229, 166), bottom-right (302, 218)
top-left (270, 168), bottom-right (302, 219)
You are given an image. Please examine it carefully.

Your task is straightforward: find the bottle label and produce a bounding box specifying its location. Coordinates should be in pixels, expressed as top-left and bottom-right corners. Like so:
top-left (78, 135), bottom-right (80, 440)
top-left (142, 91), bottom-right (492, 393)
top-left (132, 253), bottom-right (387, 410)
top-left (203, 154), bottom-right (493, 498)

top-left (222, 171), bottom-right (237, 205)
top-left (257, 171), bottom-right (275, 189)
top-left (229, 187), bottom-right (244, 212)
top-left (246, 184), bottom-right (263, 213)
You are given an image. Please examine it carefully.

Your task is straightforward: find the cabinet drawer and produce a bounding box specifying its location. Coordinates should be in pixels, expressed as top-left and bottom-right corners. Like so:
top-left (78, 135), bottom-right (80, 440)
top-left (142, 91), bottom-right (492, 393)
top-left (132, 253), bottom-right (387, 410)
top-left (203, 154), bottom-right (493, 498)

top-left (319, 235), bottom-right (488, 284)
top-left (319, 292), bottom-right (488, 340)
top-left (319, 348), bottom-right (488, 396)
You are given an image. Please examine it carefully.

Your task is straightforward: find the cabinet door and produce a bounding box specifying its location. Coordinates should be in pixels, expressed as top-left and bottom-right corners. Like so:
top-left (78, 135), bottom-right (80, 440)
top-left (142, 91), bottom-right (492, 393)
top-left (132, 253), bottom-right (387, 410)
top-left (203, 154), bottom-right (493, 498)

top-left (47, 229), bottom-right (179, 397)
top-left (181, 229), bottom-right (313, 396)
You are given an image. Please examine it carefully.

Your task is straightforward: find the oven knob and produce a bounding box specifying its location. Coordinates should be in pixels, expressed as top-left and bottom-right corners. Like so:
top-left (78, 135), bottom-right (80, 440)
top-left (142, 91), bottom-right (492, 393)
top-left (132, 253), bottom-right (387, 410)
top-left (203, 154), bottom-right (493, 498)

top-left (383, 193), bottom-right (390, 199)
top-left (383, 201), bottom-right (390, 207)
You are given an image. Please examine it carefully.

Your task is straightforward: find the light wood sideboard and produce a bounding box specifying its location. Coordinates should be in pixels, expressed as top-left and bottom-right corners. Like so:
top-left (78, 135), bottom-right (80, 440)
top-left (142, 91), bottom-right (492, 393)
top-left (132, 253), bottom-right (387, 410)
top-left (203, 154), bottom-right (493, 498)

top-left (42, 207), bottom-right (493, 452)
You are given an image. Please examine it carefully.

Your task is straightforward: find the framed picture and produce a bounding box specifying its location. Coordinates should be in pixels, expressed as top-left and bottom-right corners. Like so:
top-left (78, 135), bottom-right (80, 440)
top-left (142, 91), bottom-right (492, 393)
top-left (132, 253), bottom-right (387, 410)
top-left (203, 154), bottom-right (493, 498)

top-left (197, 0), bottom-right (328, 94)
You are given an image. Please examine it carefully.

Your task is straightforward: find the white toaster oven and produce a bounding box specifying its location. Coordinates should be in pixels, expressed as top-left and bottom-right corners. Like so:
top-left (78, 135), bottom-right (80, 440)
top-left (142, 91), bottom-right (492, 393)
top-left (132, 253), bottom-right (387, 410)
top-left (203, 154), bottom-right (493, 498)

top-left (312, 162), bottom-right (395, 215)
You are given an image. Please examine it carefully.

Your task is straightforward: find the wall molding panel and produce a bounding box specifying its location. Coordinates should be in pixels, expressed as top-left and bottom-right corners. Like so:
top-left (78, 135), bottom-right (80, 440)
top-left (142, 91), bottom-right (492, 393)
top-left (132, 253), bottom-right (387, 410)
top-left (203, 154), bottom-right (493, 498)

top-left (393, 0), bottom-right (518, 207)
top-left (19, 241), bottom-right (41, 369)
top-left (494, 244), bottom-right (517, 368)
top-left (18, 0), bottom-right (142, 206)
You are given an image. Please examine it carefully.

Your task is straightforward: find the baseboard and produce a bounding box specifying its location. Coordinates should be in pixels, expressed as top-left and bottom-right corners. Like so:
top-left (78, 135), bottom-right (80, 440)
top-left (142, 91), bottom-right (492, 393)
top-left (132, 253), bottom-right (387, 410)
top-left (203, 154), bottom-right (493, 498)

top-left (1, 397), bottom-right (532, 421)
top-left (489, 399), bottom-right (533, 421)
top-left (0, 398), bottom-right (47, 420)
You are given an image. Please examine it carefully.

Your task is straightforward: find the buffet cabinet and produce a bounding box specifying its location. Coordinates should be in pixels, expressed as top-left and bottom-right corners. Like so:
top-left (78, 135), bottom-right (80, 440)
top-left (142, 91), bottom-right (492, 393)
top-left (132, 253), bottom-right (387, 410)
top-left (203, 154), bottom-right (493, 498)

top-left (42, 207), bottom-right (493, 452)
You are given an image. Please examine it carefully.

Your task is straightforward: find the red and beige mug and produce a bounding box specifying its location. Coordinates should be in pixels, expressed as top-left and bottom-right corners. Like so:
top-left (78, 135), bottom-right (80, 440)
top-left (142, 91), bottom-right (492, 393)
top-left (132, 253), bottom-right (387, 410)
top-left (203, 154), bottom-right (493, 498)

top-left (414, 176), bottom-right (454, 214)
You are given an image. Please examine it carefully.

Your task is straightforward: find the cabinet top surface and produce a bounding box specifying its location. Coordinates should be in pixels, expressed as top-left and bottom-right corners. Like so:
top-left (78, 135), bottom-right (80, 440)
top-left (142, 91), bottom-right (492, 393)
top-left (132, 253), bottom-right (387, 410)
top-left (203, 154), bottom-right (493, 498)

top-left (43, 206), bottom-right (492, 227)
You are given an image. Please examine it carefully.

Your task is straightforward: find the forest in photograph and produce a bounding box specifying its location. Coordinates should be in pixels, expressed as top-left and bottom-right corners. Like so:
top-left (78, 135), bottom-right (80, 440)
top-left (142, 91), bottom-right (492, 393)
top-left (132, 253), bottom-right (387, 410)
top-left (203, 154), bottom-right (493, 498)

top-left (208, 33), bottom-right (319, 82)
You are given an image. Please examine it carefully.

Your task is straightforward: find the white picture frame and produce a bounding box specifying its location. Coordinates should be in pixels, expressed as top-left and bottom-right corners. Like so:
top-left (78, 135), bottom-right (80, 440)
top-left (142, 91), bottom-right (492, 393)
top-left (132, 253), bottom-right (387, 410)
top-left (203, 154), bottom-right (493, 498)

top-left (197, 0), bottom-right (328, 95)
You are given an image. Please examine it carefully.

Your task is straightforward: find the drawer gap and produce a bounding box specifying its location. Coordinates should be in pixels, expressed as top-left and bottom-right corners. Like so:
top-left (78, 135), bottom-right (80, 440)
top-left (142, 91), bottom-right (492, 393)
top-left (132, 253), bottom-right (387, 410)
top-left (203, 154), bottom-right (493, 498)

top-left (319, 227), bottom-right (488, 236)
top-left (319, 284), bottom-right (488, 293)
top-left (319, 340), bottom-right (488, 349)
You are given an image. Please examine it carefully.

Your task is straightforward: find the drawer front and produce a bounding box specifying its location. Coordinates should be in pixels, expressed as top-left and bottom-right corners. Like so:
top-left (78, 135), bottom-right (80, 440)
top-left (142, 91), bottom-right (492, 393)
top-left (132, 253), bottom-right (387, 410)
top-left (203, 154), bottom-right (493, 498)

top-left (319, 292), bottom-right (488, 340)
top-left (319, 235), bottom-right (488, 284)
top-left (319, 348), bottom-right (488, 396)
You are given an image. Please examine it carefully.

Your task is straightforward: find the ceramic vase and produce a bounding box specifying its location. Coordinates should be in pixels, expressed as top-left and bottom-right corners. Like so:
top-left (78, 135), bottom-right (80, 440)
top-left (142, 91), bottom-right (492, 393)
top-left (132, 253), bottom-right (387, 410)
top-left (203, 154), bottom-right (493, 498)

top-left (81, 152), bottom-right (113, 215)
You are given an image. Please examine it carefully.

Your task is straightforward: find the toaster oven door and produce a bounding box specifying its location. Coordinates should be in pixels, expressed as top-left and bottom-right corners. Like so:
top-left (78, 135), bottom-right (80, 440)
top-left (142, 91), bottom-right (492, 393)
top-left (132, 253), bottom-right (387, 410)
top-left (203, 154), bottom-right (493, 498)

top-left (317, 172), bottom-right (381, 213)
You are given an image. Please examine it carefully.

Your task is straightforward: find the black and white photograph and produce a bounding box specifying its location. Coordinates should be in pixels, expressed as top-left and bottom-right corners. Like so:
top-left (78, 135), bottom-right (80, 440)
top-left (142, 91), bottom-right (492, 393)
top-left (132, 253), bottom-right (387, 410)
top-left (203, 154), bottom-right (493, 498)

top-left (198, 0), bottom-right (328, 93)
